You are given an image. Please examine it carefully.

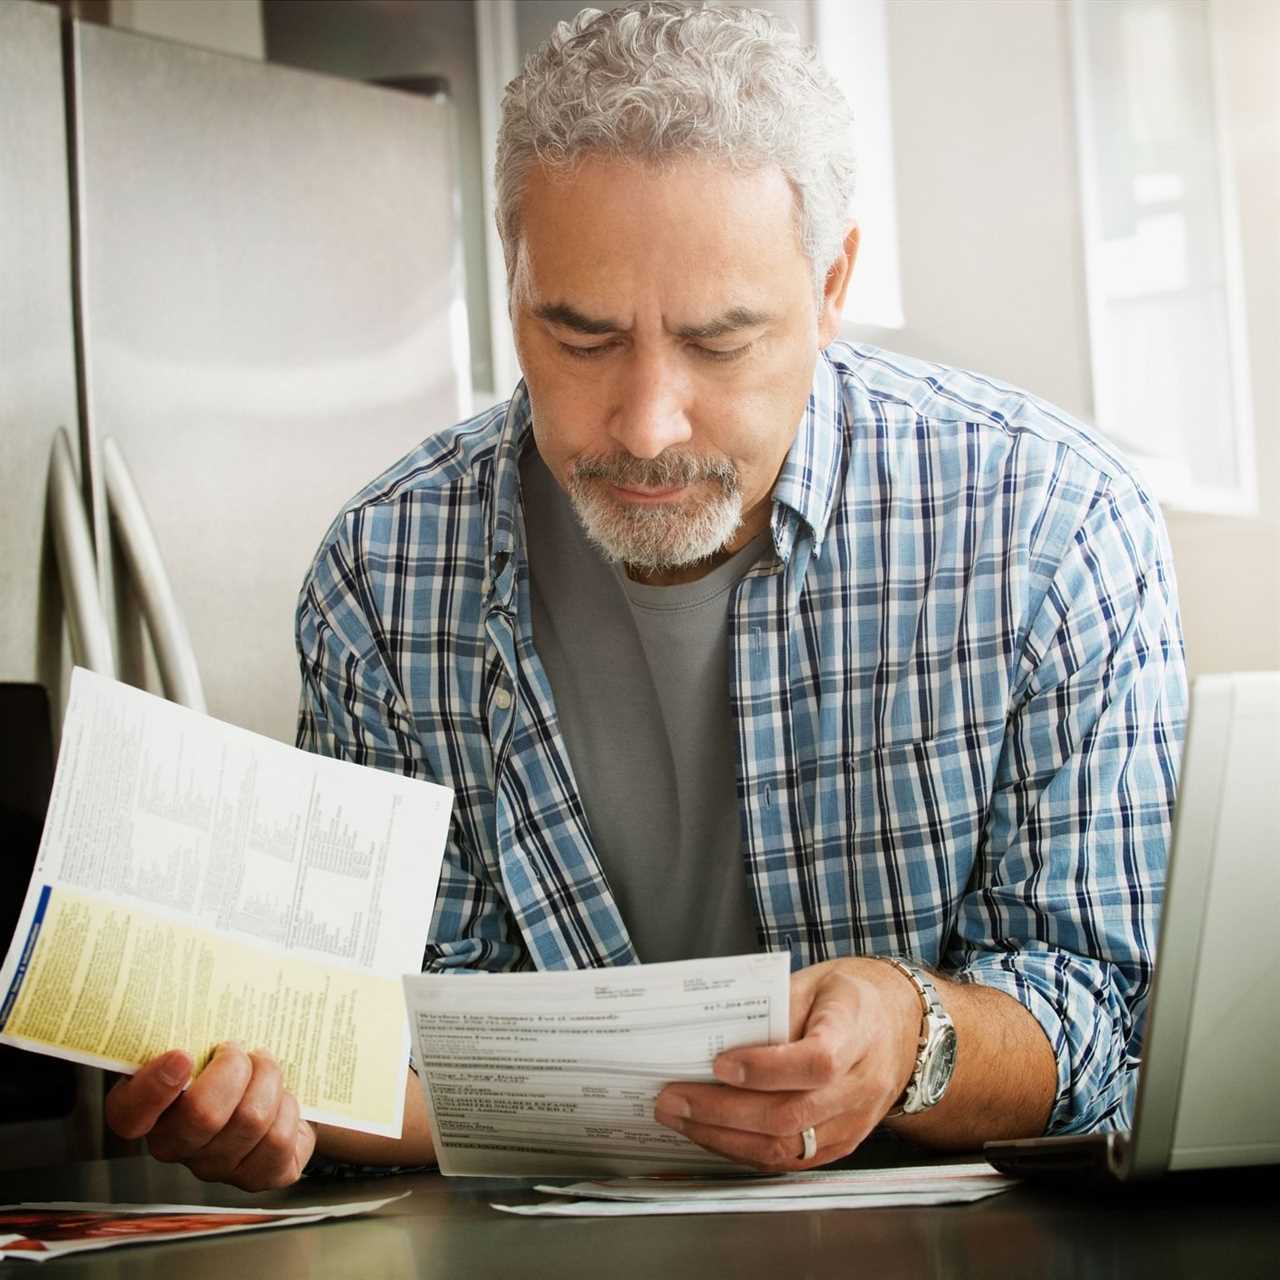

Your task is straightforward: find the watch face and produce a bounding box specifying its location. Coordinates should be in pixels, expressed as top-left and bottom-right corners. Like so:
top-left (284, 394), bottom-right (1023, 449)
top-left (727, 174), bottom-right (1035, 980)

top-left (922, 1025), bottom-right (958, 1105)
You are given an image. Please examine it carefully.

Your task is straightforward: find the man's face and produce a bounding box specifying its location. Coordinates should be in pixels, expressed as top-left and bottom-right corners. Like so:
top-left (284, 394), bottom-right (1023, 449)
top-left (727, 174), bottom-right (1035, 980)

top-left (511, 155), bottom-right (852, 582)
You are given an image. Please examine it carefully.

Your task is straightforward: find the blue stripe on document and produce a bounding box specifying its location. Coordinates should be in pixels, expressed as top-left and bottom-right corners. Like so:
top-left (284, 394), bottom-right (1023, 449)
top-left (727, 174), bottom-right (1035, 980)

top-left (0, 883), bottom-right (52, 1031)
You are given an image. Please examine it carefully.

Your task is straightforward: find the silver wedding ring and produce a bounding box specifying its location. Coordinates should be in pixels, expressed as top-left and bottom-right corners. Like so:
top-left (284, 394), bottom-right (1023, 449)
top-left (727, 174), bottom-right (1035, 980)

top-left (800, 1126), bottom-right (818, 1161)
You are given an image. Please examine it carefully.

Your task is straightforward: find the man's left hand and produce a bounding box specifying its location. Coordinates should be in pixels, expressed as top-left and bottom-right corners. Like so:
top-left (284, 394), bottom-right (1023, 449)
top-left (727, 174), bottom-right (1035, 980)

top-left (654, 958), bottom-right (922, 1170)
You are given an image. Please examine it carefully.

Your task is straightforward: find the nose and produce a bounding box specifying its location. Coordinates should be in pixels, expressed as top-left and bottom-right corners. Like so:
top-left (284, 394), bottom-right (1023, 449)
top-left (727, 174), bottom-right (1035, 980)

top-left (606, 347), bottom-right (693, 459)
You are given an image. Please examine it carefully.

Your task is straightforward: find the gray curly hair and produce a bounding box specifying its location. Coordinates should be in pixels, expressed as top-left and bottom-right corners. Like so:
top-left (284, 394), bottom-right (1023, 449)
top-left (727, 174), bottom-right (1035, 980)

top-left (495, 2), bottom-right (856, 295)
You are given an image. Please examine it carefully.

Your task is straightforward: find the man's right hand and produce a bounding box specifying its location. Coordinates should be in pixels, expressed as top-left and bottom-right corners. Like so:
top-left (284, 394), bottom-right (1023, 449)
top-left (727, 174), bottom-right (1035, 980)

top-left (105, 1043), bottom-right (316, 1191)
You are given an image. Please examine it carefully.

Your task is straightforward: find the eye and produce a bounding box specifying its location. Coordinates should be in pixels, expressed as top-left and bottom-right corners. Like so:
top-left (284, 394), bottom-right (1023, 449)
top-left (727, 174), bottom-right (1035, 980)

top-left (693, 341), bottom-right (754, 363)
top-left (558, 341), bottom-right (617, 360)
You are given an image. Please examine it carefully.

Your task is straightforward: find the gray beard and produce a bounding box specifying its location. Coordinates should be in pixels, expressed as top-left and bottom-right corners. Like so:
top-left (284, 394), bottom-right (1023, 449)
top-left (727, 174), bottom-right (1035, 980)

top-left (566, 451), bottom-right (744, 573)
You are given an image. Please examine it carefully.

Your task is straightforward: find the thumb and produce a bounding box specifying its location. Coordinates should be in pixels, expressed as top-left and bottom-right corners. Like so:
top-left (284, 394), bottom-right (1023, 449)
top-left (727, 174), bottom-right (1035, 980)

top-left (293, 1119), bottom-right (317, 1178)
top-left (105, 1050), bottom-right (192, 1140)
top-left (787, 963), bottom-right (839, 1041)
top-left (796, 972), bottom-right (864, 1070)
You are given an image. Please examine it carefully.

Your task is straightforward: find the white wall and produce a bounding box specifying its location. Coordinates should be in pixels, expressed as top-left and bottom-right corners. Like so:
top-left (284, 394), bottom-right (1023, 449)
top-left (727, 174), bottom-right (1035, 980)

top-left (849, 0), bottom-right (1094, 419)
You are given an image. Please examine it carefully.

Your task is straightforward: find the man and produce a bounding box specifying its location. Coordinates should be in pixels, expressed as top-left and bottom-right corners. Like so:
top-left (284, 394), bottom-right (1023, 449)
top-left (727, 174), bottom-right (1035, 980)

top-left (106, 2), bottom-right (1185, 1189)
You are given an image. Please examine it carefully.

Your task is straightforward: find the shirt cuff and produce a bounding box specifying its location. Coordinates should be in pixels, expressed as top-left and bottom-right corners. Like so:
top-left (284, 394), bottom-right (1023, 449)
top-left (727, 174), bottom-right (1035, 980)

top-left (948, 947), bottom-right (1135, 1134)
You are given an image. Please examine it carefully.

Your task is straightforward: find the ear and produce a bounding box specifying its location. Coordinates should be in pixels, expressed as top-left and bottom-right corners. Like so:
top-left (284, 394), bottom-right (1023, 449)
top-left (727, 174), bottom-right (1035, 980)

top-left (817, 223), bottom-right (860, 348)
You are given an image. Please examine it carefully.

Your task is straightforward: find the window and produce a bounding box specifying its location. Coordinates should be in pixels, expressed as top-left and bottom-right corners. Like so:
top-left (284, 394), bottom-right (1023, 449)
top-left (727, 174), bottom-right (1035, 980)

top-left (1071, 0), bottom-right (1256, 514)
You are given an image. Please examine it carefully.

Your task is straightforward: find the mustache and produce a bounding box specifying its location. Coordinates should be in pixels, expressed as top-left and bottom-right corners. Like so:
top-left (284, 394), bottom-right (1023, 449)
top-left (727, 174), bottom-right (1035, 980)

top-left (570, 450), bottom-right (739, 492)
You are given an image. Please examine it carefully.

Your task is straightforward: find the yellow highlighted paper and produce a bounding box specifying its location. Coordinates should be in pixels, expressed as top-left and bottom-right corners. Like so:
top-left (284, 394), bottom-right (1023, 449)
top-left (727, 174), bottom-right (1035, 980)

top-left (4, 886), bottom-right (405, 1135)
top-left (0, 670), bottom-right (453, 1140)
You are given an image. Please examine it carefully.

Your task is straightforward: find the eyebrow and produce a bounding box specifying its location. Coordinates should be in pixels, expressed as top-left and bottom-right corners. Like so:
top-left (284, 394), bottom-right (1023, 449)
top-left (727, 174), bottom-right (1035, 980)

top-left (533, 301), bottom-right (773, 340)
top-left (533, 302), bottom-right (622, 336)
top-left (672, 307), bottom-right (773, 340)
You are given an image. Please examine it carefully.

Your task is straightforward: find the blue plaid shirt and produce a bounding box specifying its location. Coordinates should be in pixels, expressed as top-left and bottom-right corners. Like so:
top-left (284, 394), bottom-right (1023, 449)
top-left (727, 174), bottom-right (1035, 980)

top-left (296, 342), bottom-right (1186, 1134)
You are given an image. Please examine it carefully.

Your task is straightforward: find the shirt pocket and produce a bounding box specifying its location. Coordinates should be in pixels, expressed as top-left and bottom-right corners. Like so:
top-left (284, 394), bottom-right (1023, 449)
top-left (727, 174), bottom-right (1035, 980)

top-left (831, 722), bottom-right (1003, 956)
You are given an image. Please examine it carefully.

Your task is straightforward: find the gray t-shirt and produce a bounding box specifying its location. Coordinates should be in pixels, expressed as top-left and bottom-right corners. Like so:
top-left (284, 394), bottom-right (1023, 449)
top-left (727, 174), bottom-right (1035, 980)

top-left (522, 451), bottom-right (765, 962)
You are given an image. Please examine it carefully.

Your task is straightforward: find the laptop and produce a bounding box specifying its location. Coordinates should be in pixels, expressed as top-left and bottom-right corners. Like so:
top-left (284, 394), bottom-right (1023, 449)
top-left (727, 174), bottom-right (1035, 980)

top-left (985, 672), bottom-right (1280, 1181)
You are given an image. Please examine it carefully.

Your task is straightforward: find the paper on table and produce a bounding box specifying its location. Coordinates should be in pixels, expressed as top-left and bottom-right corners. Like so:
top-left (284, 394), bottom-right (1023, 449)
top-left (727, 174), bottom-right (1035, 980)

top-left (404, 952), bottom-right (790, 1177)
top-left (0, 668), bottom-right (453, 1136)
top-left (534, 1161), bottom-right (1013, 1201)
top-left (0, 1193), bottom-right (409, 1261)
top-left (492, 1184), bottom-right (1013, 1217)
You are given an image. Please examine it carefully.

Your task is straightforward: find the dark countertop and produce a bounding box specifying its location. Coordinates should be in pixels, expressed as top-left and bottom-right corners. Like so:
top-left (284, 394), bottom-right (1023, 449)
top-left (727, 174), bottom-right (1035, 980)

top-left (0, 1152), bottom-right (1276, 1278)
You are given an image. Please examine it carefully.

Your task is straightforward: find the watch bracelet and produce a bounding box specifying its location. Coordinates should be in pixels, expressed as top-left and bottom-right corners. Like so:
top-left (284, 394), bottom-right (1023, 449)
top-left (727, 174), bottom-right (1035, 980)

top-left (876, 955), bottom-right (943, 1118)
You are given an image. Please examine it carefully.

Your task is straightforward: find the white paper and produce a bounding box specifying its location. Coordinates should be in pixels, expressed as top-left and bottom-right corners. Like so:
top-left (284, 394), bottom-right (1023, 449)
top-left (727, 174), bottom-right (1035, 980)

top-left (405, 952), bottom-right (791, 1177)
top-left (0, 668), bottom-right (453, 1137)
top-left (0, 1193), bottom-right (408, 1261)
top-left (535, 1161), bottom-right (1013, 1201)
top-left (492, 1184), bottom-right (1013, 1217)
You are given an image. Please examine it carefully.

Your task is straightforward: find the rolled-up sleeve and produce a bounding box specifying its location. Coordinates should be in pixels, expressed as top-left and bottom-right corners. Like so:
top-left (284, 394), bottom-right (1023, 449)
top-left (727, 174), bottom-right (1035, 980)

top-left (295, 513), bottom-right (526, 976)
top-left (943, 477), bottom-right (1187, 1133)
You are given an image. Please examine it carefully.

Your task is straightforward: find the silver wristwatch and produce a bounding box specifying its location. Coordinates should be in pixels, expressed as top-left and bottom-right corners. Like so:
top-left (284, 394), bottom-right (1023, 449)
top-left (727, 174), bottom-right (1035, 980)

top-left (877, 957), bottom-right (958, 1116)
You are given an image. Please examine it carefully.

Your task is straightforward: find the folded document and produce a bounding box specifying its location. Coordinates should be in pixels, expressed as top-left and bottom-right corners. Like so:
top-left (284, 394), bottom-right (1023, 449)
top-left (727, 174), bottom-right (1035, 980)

top-left (493, 1163), bottom-right (1016, 1216)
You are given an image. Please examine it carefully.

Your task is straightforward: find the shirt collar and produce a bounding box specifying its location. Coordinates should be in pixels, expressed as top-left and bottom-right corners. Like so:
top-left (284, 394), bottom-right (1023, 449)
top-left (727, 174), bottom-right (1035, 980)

top-left (485, 350), bottom-right (846, 599)
top-left (486, 383), bottom-right (534, 606)
top-left (769, 349), bottom-right (845, 563)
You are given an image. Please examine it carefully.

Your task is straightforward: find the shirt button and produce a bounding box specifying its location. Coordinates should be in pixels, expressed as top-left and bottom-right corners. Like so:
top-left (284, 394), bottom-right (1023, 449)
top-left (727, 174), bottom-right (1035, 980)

top-left (493, 687), bottom-right (513, 711)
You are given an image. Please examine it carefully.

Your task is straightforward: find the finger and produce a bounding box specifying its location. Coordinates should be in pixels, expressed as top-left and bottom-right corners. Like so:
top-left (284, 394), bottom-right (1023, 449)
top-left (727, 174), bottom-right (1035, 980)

top-left (716, 980), bottom-right (864, 1090)
top-left (148, 1042), bottom-right (253, 1164)
top-left (661, 1112), bottom-right (874, 1174)
top-left (105, 1050), bottom-right (193, 1140)
top-left (655, 1082), bottom-right (842, 1139)
top-left (185, 1048), bottom-right (285, 1180)
top-left (225, 1089), bottom-right (311, 1192)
